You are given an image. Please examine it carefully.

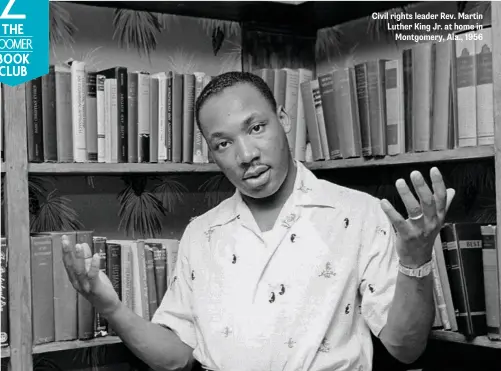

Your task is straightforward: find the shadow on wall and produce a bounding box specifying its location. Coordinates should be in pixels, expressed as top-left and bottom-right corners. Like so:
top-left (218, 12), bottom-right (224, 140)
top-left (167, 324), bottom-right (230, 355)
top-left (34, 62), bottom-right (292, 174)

top-left (49, 1), bottom-right (242, 76)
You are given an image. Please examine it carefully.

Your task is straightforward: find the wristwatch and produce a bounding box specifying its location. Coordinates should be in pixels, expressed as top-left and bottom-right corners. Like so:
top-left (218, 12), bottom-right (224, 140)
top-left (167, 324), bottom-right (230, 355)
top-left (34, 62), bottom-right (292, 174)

top-left (398, 259), bottom-right (432, 278)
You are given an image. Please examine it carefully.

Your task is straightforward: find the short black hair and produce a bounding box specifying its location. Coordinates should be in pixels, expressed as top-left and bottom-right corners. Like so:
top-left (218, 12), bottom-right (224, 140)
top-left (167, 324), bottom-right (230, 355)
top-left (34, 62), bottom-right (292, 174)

top-left (195, 71), bottom-right (277, 131)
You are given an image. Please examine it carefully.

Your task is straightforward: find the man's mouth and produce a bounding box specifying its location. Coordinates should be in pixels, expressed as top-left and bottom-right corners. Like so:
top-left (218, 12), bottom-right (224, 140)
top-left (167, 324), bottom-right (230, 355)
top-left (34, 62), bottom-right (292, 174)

top-left (243, 165), bottom-right (270, 180)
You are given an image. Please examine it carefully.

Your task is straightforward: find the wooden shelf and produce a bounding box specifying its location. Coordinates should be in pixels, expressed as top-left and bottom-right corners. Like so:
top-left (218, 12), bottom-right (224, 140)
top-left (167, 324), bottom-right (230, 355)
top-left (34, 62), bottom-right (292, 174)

top-left (69, 1), bottom-right (416, 34)
top-left (32, 336), bottom-right (122, 355)
top-left (430, 330), bottom-right (501, 349)
top-left (28, 146), bottom-right (494, 175)
top-left (1, 346), bottom-right (10, 358)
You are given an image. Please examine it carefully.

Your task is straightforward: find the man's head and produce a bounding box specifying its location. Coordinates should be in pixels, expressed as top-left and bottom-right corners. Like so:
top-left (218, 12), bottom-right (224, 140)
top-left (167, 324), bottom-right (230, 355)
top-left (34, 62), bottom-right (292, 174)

top-left (195, 71), bottom-right (294, 200)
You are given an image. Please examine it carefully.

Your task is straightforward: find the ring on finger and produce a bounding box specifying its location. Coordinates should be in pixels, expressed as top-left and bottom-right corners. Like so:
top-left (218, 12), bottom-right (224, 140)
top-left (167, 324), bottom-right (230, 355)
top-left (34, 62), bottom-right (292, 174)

top-left (409, 212), bottom-right (424, 221)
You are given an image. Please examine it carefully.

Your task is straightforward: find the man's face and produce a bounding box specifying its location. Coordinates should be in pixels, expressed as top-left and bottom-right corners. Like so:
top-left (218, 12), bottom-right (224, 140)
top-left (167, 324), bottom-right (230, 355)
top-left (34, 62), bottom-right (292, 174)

top-left (199, 83), bottom-right (291, 199)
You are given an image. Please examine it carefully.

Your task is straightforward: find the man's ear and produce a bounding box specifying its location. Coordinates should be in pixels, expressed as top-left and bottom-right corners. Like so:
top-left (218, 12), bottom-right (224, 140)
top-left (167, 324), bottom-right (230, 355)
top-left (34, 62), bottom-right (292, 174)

top-left (277, 105), bottom-right (291, 134)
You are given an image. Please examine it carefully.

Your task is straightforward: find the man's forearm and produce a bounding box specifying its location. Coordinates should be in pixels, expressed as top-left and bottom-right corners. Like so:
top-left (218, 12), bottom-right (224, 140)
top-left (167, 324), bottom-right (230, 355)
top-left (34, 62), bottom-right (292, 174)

top-left (379, 271), bottom-right (435, 364)
top-left (104, 302), bottom-right (194, 371)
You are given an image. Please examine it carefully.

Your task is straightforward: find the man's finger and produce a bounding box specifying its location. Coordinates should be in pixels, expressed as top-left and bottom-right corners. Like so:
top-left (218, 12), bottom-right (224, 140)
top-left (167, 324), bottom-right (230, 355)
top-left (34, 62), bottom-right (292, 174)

top-left (73, 243), bottom-right (88, 280)
top-left (87, 253), bottom-right (101, 280)
top-left (380, 199), bottom-right (408, 234)
top-left (445, 188), bottom-right (455, 215)
top-left (395, 178), bottom-right (422, 219)
top-left (430, 167), bottom-right (447, 219)
top-left (61, 235), bottom-right (79, 283)
top-left (410, 170), bottom-right (436, 220)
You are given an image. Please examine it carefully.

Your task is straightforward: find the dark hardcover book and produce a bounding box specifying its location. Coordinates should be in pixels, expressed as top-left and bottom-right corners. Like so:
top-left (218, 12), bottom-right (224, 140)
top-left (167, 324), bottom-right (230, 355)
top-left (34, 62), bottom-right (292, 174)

top-left (171, 73), bottom-right (184, 163)
top-left (98, 67), bottom-right (128, 162)
top-left (354, 63), bottom-right (372, 157)
top-left (317, 72), bottom-right (342, 159)
top-left (26, 77), bottom-right (44, 162)
top-left (144, 245), bottom-right (158, 320)
top-left (31, 235), bottom-right (55, 345)
top-left (86, 71), bottom-right (98, 162)
top-left (106, 242), bottom-right (121, 335)
top-left (76, 231), bottom-right (95, 340)
top-left (127, 72), bottom-right (138, 163)
top-left (55, 65), bottom-right (74, 162)
top-left (402, 48), bottom-right (414, 153)
top-left (41, 65), bottom-right (57, 162)
top-left (365, 59), bottom-right (387, 157)
top-left (37, 232), bottom-right (78, 341)
top-left (1, 237), bottom-right (9, 347)
top-left (93, 236), bottom-right (108, 337)
top-left (182, 74), bottom-right (195, 163)
top-left (440, 223), bottom-right (488, 338)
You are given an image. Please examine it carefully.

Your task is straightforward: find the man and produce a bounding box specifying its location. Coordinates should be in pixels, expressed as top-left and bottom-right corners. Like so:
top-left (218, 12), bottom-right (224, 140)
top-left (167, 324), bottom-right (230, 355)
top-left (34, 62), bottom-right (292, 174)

top-left (62, 72), bottom-right (455, 371)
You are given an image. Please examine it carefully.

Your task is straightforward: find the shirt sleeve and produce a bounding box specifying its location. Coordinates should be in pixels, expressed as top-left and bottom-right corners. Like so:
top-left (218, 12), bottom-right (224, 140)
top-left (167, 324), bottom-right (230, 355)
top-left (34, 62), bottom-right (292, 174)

top-left (358, 198), bottom-right (399, 337)
top-left (151, 223), bottom-right (197, 349)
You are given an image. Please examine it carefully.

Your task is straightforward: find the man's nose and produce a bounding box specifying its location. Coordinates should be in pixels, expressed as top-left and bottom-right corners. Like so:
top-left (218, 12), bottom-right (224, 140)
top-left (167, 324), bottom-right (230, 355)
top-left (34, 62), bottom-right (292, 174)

top-left (235, 137), bottom-right (260, 165)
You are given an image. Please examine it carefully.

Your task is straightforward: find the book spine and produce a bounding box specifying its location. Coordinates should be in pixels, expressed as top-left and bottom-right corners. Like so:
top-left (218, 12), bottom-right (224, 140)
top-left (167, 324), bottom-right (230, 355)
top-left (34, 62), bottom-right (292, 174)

top-left (166, 72), bottom-right (173, 162)
top-left (76, 231), bottom-right (95, 340)
top-left (157, 74), bottom-right (167, 162)
top-left (385, 60), bottom-right (403, 155)
top-left (182, 74), bottom-right (195, 164)
top-left (117, 68), bottom-right (128, 163)
top-left (51, 232), bottom-right (78, 341)
top-left (1, 237), bottom-right (9, 347)
top-left (300, 80), bottom-right (323, 161)
top-left (71, 61), bottom-right (87, 162)
top-left (354, 63), bottom-right (372, 156)
top-left (31, 236), bottom-right (55, 344)
top-left (193, 72), bottom-right (205, 164)
top-left (93, 237), bottom-right (108, 337)
top-left (138, 73), bottom-right (150, 163)
top-left (106, 242), bottom-right (121, 336)
top-left (149, 77), bottom-right (159, 163)
top-left (318, 72), bottom-right (342, 159)
top-left (110, 79), bottom-right (118, 163)
top-left (42, 66), bottom-right (57, 162)
top-left (295, 69), bottom-right (313, 162)
top-left (144, 246), bottom-right (158, 320)
top-left (55, 66), bottom-right (73, 162)
top-left (86, 71), bottom-right (98, 161)
top-left (96, 75), bottom-right (106, 162)
top-left (481, 225), bottom-right (500, 340)
top-left (27, 78), bottom-right (44, 162)
top-left (128, 72), bottom-right (139, 163)
top-left (172, 74), bottom-right (183, 163)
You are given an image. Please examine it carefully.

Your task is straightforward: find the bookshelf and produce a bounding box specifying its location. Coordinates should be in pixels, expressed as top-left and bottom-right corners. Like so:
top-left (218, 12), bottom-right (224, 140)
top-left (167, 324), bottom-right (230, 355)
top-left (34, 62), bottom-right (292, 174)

top-left (1, 1), bottom-right (500, 371)
top-left (27, 146), bottom-right (495, 175)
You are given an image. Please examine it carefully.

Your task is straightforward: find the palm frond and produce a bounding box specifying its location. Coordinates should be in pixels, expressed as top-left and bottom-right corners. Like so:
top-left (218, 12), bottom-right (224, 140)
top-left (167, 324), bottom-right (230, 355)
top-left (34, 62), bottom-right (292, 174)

top-left (465, 1), bottom-right (492, 26)
top-left (166, 48), bottom-right (199, 74)
top-left (473, 195), bottom-right (496, 223)
top-left (30, 190), bottom-right (84, 233)
top-left (49, 2), bottom-right (77, 50)
top-left (218, 39), bottom-right (242, 74)
top-left (151, 177), bottom-right (187, 213)
top-left (198, 174), bottom-right (234, 208)
top-left (117, 177), bottom-right (166, 238)
top-left (112, 9), bottom-right (162, 59)
top-left (33, 355), bottom-right (64, 371)
top-left (316, 26), bottom-right (344, 61)
top-left (74, 346), bottom-right (106, 371)
top-left (197, 18), bottom-right (240, 38)
top-left (155, 12), bottom-right (180, 30)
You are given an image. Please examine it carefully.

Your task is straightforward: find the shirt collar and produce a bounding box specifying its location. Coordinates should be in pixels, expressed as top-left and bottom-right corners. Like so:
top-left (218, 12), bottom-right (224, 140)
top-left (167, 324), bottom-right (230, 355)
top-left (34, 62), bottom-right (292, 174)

top-left (207, 161), bottom-right (339, 229)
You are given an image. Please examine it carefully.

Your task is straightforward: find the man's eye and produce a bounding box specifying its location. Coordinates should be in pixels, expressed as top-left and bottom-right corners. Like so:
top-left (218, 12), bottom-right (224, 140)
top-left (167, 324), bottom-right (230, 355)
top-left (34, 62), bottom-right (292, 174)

top-left (217, 141), bottom-right (229, 150)
top-left (251, 124), bottom-right (264, 133)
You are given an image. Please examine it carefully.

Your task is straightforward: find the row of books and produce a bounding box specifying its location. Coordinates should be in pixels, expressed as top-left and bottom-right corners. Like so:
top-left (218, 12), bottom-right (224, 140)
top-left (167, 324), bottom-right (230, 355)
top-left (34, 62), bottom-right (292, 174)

top-left (0, 232), bottom-right (179, 347)
top-left (432, 223), bottom-right (499, 340)
top-left (288, 27), bottom-right (494, 164)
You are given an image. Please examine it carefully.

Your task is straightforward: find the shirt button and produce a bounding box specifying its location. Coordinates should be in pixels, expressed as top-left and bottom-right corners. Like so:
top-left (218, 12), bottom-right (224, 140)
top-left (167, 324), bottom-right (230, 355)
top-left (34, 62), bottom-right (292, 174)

top-left (290, 233), bottom-right (296, 242)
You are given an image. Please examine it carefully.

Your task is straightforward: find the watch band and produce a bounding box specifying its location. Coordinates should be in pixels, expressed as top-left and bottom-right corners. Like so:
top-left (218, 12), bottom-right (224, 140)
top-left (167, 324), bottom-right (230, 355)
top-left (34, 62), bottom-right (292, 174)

top-left (398, 259), bottom-right (432, 278)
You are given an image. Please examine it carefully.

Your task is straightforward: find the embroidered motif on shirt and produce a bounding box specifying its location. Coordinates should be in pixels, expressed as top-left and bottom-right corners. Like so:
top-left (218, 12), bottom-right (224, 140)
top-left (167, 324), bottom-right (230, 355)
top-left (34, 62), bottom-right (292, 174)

top-left (357, 365), bottom-right (364, 371)
top-left (279, 284), bottom-right (286, 295)
top-left (368, 284), bottom-right (375, 293)
top-left (269, 291), bottom-right (276, 303)
top-left (345, 303), bottom-right (351, 314)
top-left (222, 326), bottom-right (232, 337)
top-left (318, 262), bottom-right (336, 278)
top-left (343, 218), bottom-right (350, 228)
top-left (191, 270), bottom-right (195, 280)
top-left (231, 254), bottom-right (237, 264)
top-left (281, 213), bottom-right (299, 229)
top-left (285, 338), bottom-right (296, 348)
top-left (297, 181), bottom-right (312, 193)
top-left (204, 228), bottom-right (215, 242)
top-left (376, 226), bottom-right (387, 236)
top-left (358, 305), bottom-right (362, 314)
top-left (170, 276), bottom-right (178, 288)
top-left (318, 337), bottom-right (331, 353)
top-left (290, 233), bottom-right (297, 242)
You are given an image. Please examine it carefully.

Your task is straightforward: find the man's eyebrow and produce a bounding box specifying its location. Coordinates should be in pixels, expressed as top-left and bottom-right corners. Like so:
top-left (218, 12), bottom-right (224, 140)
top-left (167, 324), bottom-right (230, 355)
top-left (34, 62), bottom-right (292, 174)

top-left (209, 113), bottom-right (261, 140)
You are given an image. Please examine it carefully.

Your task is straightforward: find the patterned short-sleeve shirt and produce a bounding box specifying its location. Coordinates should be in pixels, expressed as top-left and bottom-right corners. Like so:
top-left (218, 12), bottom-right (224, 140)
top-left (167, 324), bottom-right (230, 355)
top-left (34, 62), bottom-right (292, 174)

top-left (152, 161), bottom-right (399, 371)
